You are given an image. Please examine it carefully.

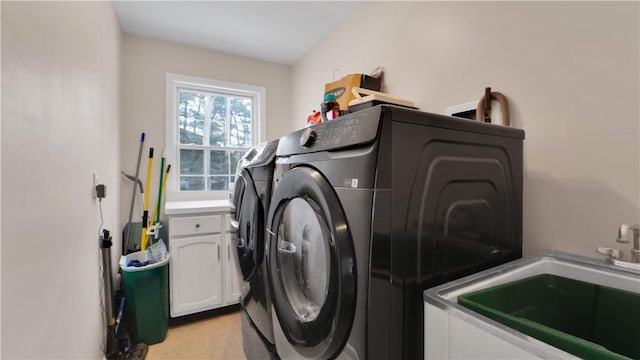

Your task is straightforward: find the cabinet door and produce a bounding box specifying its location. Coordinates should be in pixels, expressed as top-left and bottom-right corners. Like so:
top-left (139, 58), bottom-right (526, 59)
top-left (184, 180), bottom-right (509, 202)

top-left (224, 232), bottom-right (242, 305)
top-left (169, 234), bottom-right (223, 317)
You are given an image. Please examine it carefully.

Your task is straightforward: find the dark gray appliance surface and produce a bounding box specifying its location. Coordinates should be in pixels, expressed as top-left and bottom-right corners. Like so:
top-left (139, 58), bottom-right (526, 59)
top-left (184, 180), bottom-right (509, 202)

top-left (241, 310), bottom-right (277, 359)
top-left (231, 139), bottom-right (279, 352)
top-left (267, 166), bottom-right (373, 360)
top-left (276, 105), bottom-right (522, 158)
top-left (245, 139), bottom-right (279, 181)
top-left (376, 106), bottom-right (523, 360)
top-left (272, 105), bottom-right (524, 360)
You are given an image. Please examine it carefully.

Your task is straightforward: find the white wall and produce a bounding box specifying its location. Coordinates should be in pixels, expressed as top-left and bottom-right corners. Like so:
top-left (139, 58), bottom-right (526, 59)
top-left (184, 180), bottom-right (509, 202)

top-left (292, 2), bottom-right (640, 258)
top-left (120, 35), bottom-right (291, 226)
top-left (1, 2), bottom-right (122, 358)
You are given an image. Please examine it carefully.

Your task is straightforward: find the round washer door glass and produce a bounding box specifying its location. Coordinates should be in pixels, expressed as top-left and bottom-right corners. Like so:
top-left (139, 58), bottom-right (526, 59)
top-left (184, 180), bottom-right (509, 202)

top-left (276, 197), bottom-right (330, 322)
top-left (268, 166), bottom-right (356, 358)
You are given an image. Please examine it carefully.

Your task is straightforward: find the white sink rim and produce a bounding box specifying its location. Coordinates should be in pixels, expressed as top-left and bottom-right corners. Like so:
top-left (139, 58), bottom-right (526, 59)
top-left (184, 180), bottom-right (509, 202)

top-left (424, 250), bottom-right (640, 359)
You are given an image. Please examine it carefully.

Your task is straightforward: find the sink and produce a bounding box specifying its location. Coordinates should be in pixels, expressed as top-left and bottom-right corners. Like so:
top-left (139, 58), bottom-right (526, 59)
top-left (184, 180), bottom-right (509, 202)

top-left (459, 274), bottom-right (639, 359)
top-left (424, 251), bottom-right (640, 359)
top-left (612, 259), bottom-right (640, 271)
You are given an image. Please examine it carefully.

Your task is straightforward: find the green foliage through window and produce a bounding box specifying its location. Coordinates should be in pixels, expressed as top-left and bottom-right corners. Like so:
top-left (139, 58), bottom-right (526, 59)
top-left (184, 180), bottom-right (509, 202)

top-left (177, 88), bottom-right (253, 191)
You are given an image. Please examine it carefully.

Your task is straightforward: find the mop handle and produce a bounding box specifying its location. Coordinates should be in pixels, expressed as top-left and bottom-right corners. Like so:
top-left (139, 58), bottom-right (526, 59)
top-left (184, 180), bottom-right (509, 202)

top-left (140, 148), bottom-right (154, 251)
top-left (124, 132), bottom-right (145, 255)
top-left (150, 164), bottom-right (172, 228)
top-left (155, 157), bottom-right (165, 224)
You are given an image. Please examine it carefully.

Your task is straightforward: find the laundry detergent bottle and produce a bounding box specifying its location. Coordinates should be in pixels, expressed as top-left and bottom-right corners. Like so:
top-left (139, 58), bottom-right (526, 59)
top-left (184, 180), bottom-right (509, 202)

top-left (321, 93), bottom-right (340, 122)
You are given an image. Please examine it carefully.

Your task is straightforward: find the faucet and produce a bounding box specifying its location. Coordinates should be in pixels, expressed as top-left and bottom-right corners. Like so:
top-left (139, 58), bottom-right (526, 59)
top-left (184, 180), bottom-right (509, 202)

top-left (596, 224), bottom-right (640, 265)
top-left (616, 224), bottom-right (640, 263)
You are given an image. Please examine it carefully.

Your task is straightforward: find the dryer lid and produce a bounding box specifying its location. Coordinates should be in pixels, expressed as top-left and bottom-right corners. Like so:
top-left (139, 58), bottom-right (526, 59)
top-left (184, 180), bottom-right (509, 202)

top-left (245, 139), bottom-right (279, 168)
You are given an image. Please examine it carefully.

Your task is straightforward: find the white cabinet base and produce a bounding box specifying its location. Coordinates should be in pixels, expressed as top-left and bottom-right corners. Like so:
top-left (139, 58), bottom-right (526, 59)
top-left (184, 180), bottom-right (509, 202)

top-left (167, 205), bottom-right (240, 318)
top-left (223, 231), bottom-right (241, 305)
top-left (169, 235), bottom-right (223, 317)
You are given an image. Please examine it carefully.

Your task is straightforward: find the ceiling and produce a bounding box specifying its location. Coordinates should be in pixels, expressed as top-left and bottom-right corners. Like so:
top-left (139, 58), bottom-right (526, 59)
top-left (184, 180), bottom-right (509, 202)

top-left (113, 1), bottom-right (362, 65)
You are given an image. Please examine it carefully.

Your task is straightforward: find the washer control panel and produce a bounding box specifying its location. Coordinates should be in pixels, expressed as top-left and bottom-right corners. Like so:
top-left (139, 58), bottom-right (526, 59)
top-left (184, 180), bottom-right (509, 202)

top-left (309, 116), bottom-right (366, 148)
top-left (278, 107), bottom-right (382, 156)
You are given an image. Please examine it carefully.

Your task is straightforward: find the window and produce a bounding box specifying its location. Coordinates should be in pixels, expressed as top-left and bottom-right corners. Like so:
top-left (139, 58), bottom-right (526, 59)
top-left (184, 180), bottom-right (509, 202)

top-left (166, 73), bottom-right (266, 200)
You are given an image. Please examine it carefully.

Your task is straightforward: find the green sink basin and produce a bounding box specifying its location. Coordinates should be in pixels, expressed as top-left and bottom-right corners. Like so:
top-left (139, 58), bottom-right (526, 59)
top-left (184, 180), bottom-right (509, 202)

top-left (459, 274), bottom-right (640, 360)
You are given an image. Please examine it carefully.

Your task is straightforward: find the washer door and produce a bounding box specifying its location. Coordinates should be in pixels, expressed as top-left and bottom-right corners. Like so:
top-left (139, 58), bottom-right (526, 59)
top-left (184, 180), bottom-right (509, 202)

top-left (234, 168), bottom-right (265, 281)
top-left (268, 166), bottom-right (356, 359)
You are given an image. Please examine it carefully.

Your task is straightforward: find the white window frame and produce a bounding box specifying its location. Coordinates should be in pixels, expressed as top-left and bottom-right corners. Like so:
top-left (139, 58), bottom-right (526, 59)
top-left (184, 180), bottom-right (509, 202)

top-left (165, 73), bottom-right (266, 201)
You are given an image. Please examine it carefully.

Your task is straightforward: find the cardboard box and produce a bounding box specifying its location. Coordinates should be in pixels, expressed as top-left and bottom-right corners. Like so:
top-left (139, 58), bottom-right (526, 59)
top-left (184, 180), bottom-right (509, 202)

top-left (324, 74), bottom-right (382, 111)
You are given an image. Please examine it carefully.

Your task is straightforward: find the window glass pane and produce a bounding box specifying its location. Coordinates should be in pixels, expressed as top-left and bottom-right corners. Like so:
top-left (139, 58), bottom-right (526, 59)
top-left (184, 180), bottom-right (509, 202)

top-left (229, 97), bottom-right (252, 147)
top-left (209, 96), bottom-right (227, 146)
top-left (172, 77), bottom-right (261, 194)
top-left (180, 176), bottom-right (205, 191)
top-left (180, 149), bottom-right (203, 175)
top-left (230, 150), bottom-right (245, 175)
top-left (208, 176), bottom-right (229, 191)
top-left (179, 91), bottom-right (206, 145)
top-left (209, 150), bottom-right (229, 175)
top-left (180, 120), bottom-right (205, 145)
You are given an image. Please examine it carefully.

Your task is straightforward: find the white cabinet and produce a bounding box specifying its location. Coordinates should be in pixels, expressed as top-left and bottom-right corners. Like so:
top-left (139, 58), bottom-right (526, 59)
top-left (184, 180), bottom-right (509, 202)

top-left (169, 234), bottom-right (223, 317)
top-left (223, 229), bottom-right (242, 305)
top-left (167, 204), bottom-right (240, 318)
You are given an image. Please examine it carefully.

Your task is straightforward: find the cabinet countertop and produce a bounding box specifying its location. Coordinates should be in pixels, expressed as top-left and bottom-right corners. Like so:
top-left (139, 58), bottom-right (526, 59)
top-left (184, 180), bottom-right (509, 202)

top-left (165, 200), bottom-right (232, 215)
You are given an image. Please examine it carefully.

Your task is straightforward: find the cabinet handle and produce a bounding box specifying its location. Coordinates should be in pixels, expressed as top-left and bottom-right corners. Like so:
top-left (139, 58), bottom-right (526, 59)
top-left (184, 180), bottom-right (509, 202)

top-left (217, 244), bottom-right (220, 261)
top-left (195, 224), bottom-right (200, 229)
top-left (227, 244), bottom-right (230, 259)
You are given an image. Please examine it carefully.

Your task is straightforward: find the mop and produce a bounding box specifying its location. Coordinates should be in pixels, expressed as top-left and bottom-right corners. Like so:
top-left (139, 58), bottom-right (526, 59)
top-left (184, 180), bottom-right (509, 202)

top-left (140, 148), bottom-right (154, 251)
top-left (123, 133), bottom-right (145, 255)
top-left (146, 164), bottom-right (172, 257)
top-left (151, 164), bottom-right (171, 227)
top-left (154, 156), bottom-right (165, 226)
top-left (146, 156), bottom-right (165, 247)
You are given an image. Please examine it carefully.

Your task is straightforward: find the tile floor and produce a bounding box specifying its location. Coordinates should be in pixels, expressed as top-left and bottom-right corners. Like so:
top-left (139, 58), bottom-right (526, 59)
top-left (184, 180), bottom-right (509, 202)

top-left (147, 311), bottom-right (246, 359)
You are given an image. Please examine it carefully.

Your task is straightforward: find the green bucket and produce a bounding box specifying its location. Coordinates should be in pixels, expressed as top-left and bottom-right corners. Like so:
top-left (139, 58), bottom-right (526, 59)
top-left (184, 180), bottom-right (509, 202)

top-left (120, 251), bottom-right (170, 345)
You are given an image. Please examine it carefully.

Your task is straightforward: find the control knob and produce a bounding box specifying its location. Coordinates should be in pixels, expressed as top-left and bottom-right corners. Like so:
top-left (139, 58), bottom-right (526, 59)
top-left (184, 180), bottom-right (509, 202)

top-left (300, 128), bottom-right (317, 147)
